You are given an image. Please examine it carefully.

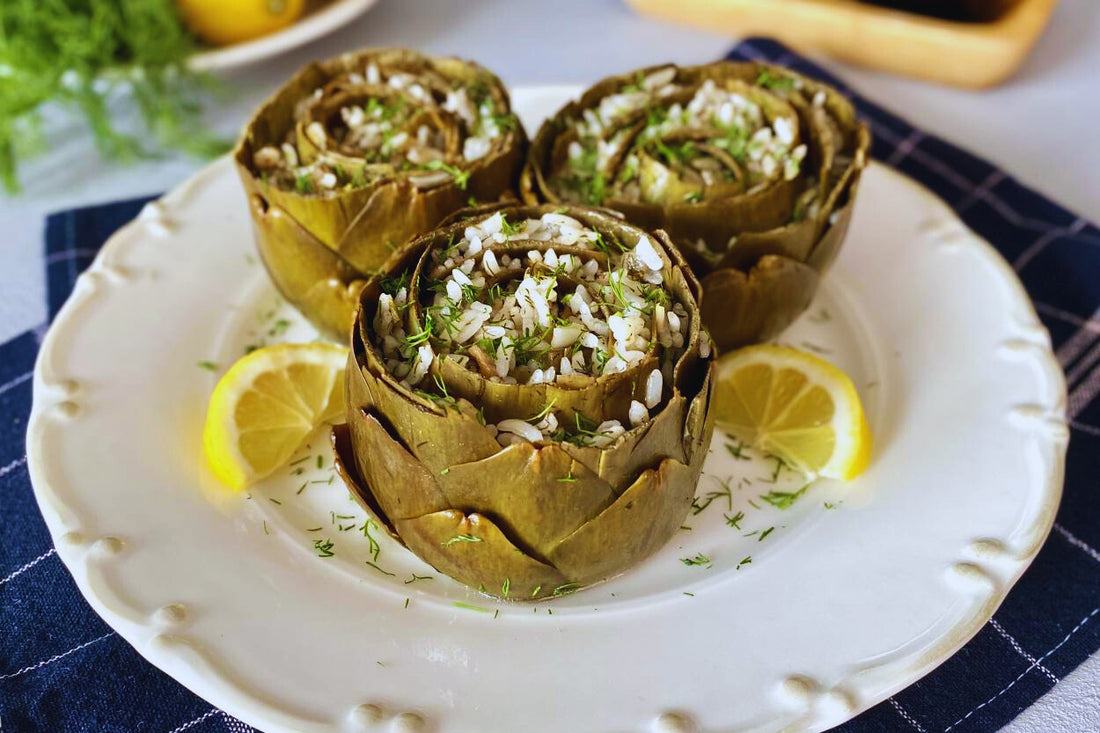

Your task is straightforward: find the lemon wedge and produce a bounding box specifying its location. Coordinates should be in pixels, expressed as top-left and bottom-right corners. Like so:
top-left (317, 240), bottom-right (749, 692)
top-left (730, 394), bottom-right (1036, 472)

top-left (713, 344), bottom-right (872, 480)
top-left (203, 343), bottom-right (348, 490)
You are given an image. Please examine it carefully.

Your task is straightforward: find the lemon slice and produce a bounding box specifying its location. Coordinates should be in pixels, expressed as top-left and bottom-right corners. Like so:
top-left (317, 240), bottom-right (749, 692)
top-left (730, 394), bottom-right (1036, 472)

top-left (203, 343), bottom-right (348, 490)
top-left (713, 344), bottom-right (872, 480)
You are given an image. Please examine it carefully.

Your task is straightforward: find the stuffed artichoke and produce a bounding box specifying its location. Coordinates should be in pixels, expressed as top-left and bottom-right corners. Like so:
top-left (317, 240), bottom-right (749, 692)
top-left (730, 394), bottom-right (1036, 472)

top-left (520, 62), bottom-right (870, 351)
top-left (234, 49), bottom-right (525, 340)
top-left (333, 204), bottom-right (715, 600)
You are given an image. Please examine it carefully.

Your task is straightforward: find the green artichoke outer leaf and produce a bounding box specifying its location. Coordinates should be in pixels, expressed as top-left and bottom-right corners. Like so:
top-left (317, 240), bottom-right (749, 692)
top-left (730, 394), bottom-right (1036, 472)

top-left (345, 408), bottom-right (452, 521)
top-left (395, 510), bottom-right (569, 600)
top-left (242, 192), bottom-right (367, 339)
top-left (234, 48), bottom-right (527, 341)
top-left (331, 423), bottom-right (402, 542)
top-left (350, 330), bottom-right (503, 474)
top-left (699, 256), bottom-right (819, 350)
top-left (547, 458), bottom-right (699, 585)
top-left (436, 441), bottom-right (616, 560)
top-left (683, 365), bottom-right (716, 467)
top-left (520, 61), bottom-right (870, 352)
top-left (559, 392), bottom-right (688, 492)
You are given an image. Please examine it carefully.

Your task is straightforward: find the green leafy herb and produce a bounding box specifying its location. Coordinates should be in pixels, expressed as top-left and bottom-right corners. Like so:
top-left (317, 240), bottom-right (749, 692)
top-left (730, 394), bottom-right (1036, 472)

top-left (404, 573), bottom-right (433, 584)
top-left (364, 561), bottom-right (395, 577)
top-left (360, 519), bottom-right (381, 562)
top-left (453, 601), bottom-right (493, 614)
top-left (726, 441), bottom-right (750, 460)
top-left (724, 511), bottom-right (745, 529)
top-left (552, 582), bottom-right (581, 597)
top-left (499, 213), bottom-right (523, 236)
top-left (691, 480), bottom-right (733, 515)
top-left (760, 483), bottom-right (811, 510)
top-left (0, 0), bottom-right (229, 193)
top-left (196, 360), bottom-right (218, 371)
top-left (423, 159), bottom-right (470, 189)
top-left (737, 555), bottom-right (752, 569)
top-left (313, 538), bottom-right (335, 558)
top-left (756, 70), bottom-right (796, 92)
top-left (758, 526), bottom-right (775, 541)
top-left (681, 553), bottom-right (712, 567)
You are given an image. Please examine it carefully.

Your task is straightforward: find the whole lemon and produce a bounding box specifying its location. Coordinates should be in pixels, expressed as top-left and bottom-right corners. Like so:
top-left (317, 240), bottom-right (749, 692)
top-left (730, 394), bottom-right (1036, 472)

top-left (176, 0), bottom-right (307, 46)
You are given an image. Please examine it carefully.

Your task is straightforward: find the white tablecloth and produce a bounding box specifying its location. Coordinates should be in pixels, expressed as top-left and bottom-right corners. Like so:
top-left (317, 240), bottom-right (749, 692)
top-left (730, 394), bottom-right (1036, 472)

top-left (3, 1), bottom-right (1098, 729)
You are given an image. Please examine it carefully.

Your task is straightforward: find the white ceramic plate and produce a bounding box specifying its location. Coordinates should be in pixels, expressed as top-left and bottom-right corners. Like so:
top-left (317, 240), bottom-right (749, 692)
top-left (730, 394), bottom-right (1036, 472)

top-left (27, 87), bottom-right (1068, 733)
top-left (187, 0), bottom-right (379, 72)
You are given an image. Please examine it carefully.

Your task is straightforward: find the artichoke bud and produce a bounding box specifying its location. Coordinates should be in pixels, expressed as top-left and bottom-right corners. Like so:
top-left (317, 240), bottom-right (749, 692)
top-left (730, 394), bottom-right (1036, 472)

top-left (521, 62), bottom-right (870, 351)
top-left (234, 48), bottom-right (527, 340)
top-left (334, 204), bottom-right (715, 600)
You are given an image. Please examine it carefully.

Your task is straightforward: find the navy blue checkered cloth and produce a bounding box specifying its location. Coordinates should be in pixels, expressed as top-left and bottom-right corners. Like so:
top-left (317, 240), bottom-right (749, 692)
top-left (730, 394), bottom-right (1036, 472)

top-left (3, 38), bottom-right (1100, 733)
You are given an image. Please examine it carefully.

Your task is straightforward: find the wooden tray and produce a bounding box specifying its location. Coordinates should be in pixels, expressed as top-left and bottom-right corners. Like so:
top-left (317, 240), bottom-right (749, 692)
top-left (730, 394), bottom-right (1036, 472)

top-left (626, 0), bottom-right (1060, 88)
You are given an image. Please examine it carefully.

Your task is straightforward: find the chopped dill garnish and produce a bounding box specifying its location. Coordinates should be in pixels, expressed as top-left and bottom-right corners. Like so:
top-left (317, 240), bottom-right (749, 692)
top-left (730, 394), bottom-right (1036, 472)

top-left (552, 582), bottom-right (582, 597)
top-left (296, 481), bottom-right (307, 495)
top-left (306, 526), bottom-right (323, 532)
top-left (756, 69), bottom-right (796, 92)
top-left (196, 360), bottom-right (218, 371)
top-left (364, 561), bottom-right (395, 577)
top-left (268, 318), bottom-right (291, 337)
top-left (760, 483), bottom-right (811, 510)
top-left (453, 601), bottom-right (493, 614)
top-left (724, 511), bottom-right (745, 529)
top-left (501, 578), bottom-right (511, 598)
top-left (531, 585), bottom-right (542, 598)
top-left (725, 441), bottom-right (750, 460)
top-left (316, 455), bottom-right (324, 469)
top-left (680, 553), bottom-right (712, 567)
top-left (404, 597), bottom-right (410, 609)
top-left (691, 480), bottom-right (733, 515)
top-left (528, 398), bottom-right (557, 424)
top-left (499, 213), bottom-right (523, 236)
top-left (758, 526), bottom-right (775, 541)
top-left (404, 573), bottom-right (433, 584)
top-left (360, 519), bottom-right (381, 562)
top-left (683, 592), bottom-right (695, 597)
top-left (262, 521), bottom-right (269, 535)
top-left (268, 498), bottom-right (281, 506)
top-left (313, 538), bottom-right (335, 557)
top-left (440, 467), bottom-right (450, 475)
top-left (423, 160), bottom-right (470, 189)
top-left (443, 534), bottom-right (482, 546)
top-left (737, 556), bottom-right (752, 569)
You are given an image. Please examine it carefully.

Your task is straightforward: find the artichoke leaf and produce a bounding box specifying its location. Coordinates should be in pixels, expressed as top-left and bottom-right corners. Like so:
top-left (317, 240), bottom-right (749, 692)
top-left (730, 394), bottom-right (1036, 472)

top-left (395, 510), bottom-right (569, 600)
top-left (350, 333), bottom-right (503, 473)
top-left (345, 408), bottom-right (451, 521)
top-left (436, 442), bottom-right (616, 559)
top-left (243, 193), bottom-right (365, 340)
top-left (331, 424), bottom-right (402, 542)
top-left (547, 458), bottom-right (699, 585)
top-left (699, 256), bottom-right (820, 350)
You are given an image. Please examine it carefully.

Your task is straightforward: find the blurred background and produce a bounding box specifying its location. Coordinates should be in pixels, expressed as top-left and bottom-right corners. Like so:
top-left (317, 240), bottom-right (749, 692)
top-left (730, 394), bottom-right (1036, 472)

top-left (1, 0), bottom-right (1098, 730)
